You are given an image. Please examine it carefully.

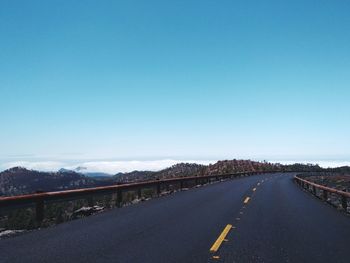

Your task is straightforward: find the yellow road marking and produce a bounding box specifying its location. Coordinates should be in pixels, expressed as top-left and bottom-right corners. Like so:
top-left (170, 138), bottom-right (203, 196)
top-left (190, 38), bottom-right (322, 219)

top-left (210, 224), bottom-right (233, 253)
top-left (244, 197), bottom-right (250, 204)
top-left (253, 187), bottom-right (257, 192)
top-left (212, 256), bottom-right (220, 260)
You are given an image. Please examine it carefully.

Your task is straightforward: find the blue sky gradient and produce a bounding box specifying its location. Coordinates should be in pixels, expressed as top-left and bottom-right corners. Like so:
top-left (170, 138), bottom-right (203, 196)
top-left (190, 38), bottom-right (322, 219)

top-left (1, 0), bottom-right (350, 171)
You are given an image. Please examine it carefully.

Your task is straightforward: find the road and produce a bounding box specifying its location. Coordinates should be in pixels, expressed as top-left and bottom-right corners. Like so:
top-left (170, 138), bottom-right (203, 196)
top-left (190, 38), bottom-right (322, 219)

top-left (1, 173), bottom-right (350, 263)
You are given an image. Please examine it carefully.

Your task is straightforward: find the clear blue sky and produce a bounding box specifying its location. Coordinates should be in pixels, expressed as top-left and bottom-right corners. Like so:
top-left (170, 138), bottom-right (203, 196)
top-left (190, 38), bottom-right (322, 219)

top-left (1, 0), bottom-right (350, 170)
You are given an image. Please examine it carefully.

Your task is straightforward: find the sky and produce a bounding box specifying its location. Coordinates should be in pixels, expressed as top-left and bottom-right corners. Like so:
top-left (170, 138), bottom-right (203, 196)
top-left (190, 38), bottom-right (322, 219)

top-left (1, 0), bottom-right (350, 173)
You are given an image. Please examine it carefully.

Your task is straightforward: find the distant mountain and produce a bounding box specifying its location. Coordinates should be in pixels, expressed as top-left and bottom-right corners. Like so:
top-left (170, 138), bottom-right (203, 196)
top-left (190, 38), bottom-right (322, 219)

top-left (112, 163), bottom-right (206, 183)
top-left (75, 166), bottom-right (88, 172)
top-left (157, 163), bottom-right (206, 179)
top-left (58, 168), bottom-right (73, 173)
top-left (0, 167), bottom-right (112, 197)
top-left (84, 172), bottom-right (113, 179)
top-left (205, 160), bottom-right (279, 175)
top-left (58, 167), bottom-right (113, 178)
top-left (114, 170), bottom-right (156, 182)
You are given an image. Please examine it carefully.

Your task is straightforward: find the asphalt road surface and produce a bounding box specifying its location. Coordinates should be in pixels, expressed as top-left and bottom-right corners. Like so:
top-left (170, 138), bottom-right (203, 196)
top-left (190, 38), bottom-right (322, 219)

top-left (1, 173), bottom-right (350, 263)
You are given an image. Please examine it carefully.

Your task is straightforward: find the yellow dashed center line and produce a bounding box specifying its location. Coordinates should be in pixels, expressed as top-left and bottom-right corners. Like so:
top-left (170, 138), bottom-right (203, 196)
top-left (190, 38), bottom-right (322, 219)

top-left (210, 224), bottom-right (233, 253)
top-left (208, 184), bottom-right (259, 258)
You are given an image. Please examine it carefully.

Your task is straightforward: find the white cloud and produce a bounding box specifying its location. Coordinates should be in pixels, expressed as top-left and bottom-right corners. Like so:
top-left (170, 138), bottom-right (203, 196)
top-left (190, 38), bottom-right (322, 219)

top-left (1, 161), bottom-right (65, 172)
top-left (65, 159), bottom-right (215, 174)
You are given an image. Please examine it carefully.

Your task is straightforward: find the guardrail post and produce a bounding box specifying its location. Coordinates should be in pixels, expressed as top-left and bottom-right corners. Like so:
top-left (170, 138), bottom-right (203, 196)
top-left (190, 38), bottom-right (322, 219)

top-left (35, 199), bottom-right (44, 226)
top-left (180, 181), bottom-right (184, 189)
top-left (341, 196), bottom-right (347, 211)
top-left (312, 185), bottom-right (316, 195)
top-left (197, 178), bottom-right (201, 185)
top-left (116, 189), bottom-right (123, 207)
top-left (323, 190), bottom-right (328, 201)
top-left (87, 196), bottom-right (94, 207)
top-left (137, 188), bottom-right (142, 200)
top-left (156, 181), bottom-right (161, 196)
top-left (341, 191), bottom-right (347, 211)
top-left (35, 191), bottom-right (45, 226)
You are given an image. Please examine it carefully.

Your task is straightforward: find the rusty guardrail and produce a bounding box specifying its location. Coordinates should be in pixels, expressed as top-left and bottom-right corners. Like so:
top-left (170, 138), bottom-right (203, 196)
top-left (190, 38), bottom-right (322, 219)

top-left (294, 175), bottom-right (350, 211)
top-left (0, 170), bottom-right (282, 225)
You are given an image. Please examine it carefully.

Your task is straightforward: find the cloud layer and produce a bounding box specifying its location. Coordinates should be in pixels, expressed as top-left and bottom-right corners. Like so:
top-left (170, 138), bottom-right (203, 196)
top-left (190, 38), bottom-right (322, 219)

top-left (0, 159), bottom-right (215, 174)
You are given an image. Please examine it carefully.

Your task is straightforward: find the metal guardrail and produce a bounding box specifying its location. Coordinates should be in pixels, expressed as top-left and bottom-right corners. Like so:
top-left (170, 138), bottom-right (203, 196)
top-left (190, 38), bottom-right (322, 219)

top-left (0, 171), bottom-right (279, 225)
top-left (294, 175), bottom-right (350, 211)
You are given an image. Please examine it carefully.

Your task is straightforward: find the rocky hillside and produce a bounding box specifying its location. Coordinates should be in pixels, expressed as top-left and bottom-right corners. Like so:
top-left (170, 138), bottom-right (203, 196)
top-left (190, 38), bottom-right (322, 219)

top-left (114, 163), bottom-right (206, 183)
top-left (114, 160), bottom-right (323, 183)
top-left (114, 170), bottom-right (156, 183)
top-left (205, 160), bottom-right (279, 175)
top-left (0, 160), bottom-right (324, 197)
top-left (114, 160), bottom-right (280, 183)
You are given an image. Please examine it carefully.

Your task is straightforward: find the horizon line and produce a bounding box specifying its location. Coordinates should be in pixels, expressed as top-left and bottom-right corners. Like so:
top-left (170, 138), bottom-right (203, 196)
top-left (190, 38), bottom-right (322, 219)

top-left (1, 158), bottom-right (349, 175)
